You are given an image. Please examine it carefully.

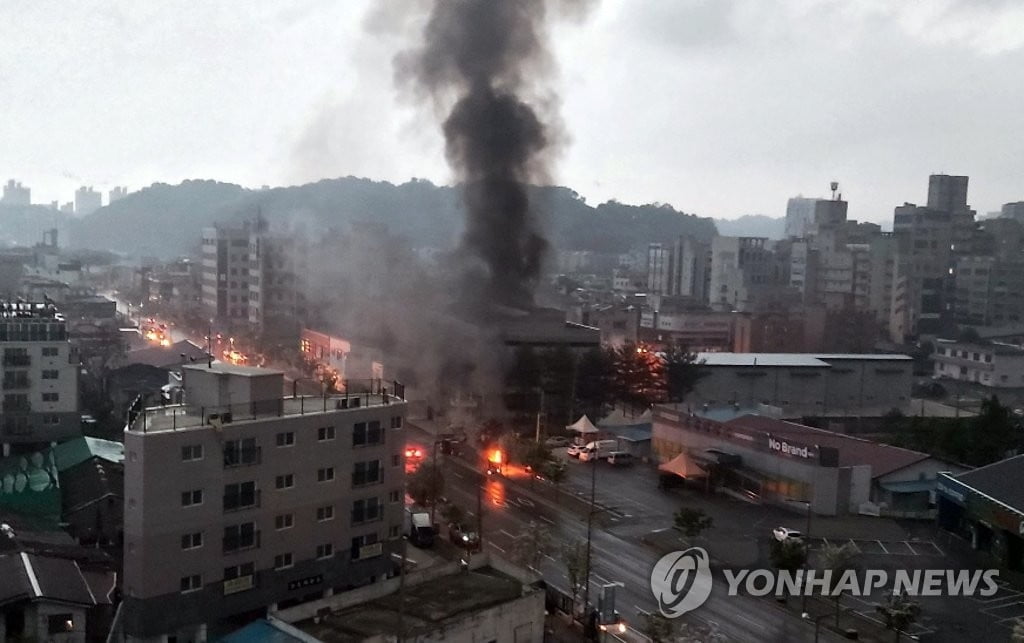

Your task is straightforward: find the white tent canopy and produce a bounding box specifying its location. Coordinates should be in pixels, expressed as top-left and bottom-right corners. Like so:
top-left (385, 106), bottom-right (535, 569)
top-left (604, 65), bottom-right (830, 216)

top-left (566, 414), bottom-right (600, 434)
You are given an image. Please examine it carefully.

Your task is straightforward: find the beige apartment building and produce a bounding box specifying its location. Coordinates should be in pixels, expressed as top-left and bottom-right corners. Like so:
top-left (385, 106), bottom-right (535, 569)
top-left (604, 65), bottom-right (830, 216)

top-left (120, 362), bottom-right (407, 642)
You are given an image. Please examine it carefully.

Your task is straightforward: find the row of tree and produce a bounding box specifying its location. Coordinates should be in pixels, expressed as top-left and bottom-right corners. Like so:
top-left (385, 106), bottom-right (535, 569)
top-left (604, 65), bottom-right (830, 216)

top-left (504, 342), bottom-right (704, 429)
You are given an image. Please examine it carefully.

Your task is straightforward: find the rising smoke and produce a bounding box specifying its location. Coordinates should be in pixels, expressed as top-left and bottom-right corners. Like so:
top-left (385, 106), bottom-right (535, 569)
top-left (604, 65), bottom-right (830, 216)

top-left (397, 0), bottom-right (592, 310)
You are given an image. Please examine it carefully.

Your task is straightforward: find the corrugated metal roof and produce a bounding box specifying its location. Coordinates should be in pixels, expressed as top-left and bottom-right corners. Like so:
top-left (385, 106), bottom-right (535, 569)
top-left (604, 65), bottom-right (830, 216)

top-left (696, 353), bottom-right (913, 367)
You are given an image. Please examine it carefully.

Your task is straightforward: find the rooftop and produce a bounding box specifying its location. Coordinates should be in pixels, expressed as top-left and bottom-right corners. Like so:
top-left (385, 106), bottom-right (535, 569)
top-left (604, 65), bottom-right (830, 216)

top-left (128, 387), bottom-right (405, 434)
top-left (726, 414), bottom-right (942, 478)
top-left (696, 352), bottom-right (912, 367)
top-left (293, 567), bottom-right (525, 642)
top-left (123, 340), bottom-right (211, 369)
top-left (951, 454), bottom-right (1024, 513)
top-left (182, 360), bottom-right (282, 377)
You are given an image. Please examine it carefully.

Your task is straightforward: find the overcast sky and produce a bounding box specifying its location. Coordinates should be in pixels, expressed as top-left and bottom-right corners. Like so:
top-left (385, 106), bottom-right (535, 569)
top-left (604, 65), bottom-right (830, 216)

top-left (2, 0), bottom-right (1022, 224)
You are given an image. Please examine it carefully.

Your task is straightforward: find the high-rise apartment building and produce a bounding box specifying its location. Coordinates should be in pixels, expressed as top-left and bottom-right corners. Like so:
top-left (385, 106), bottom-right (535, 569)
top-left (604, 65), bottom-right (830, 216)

top-left (647, 237), bottom-right (709, 301)
top-left (708, 236), bottom-right (784, 312)
top-left (74, 186), bottom-right (102, 215)
top-left (121, 362), bottom-right (407, 640)
top-left (890, 175), bottom-right (978, 339)
top-left (0, 302), bottom-right (79, 454)
top-left (784, 197), bottom-right (817, 238)
top-left (2, 179), bottom-right (31, 206)
top-left (109, 186), bottom-right (129, 203)
top-left (248, 233), bottom-right (308, 340)
top-left (201, 223), bottom-right (255, 324)
top-left (1002, 202), bottom-right (1024, 222)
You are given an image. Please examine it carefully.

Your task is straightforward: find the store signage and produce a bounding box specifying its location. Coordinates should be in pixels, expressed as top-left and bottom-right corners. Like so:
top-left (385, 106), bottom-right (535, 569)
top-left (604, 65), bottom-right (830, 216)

top-left (223, 575), bottom-right (254, 595)
top-left (767, 435), bottom-right (816, 459)
top-left (288, 574), bottom-right (324, 591)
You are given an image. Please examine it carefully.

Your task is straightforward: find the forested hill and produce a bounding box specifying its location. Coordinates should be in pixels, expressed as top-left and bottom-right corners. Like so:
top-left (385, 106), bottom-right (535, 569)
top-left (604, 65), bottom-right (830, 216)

top-left (66, 177), bottom-right (718, 258)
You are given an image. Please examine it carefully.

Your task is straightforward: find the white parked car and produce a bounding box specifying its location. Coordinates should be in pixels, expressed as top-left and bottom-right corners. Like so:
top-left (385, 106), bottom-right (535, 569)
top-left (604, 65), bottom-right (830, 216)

top-left (566, 443), bottom-right (584, 458)
top-left (772, 527), bottom-right (803, 543)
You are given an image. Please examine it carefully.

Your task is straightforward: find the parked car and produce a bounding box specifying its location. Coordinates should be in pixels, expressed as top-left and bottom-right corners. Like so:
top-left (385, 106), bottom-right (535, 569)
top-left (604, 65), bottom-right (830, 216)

top-left (607, 451), bottom-right (634, 466)
top-left (449, 523), bottom-right (481, 551)
top-left (772, 526), bottom-right (803, 543)
top-left (578, 439), bottom-right (619, 462)
top-left (544, 436), bottom-right (571, 448)
top-left (566, 443), bottom-right (584, 458)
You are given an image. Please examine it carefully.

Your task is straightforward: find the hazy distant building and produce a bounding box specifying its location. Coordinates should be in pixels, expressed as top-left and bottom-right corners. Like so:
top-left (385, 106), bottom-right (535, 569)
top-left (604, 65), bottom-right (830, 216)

top-left (1002, 202), bottom-right (1024, 223)
top-left (201, 222), bottom-right (254, 324)
top-left (2, 180), bottom-right (30, 206)
top-left (889, 175), bottom-right (978, 340)
top-left (108, 186), bottom-right (129, 203)
top-left (785, 197), bottom-right (817, 238)
top-left (647, 237), bottom-right (709, 301)
top-left (59, 202), bottom-right (75, 214)
top-left (248, 230), bottom-right (308, 341)
top-left (708, 236), bottom-right (785, 312)
top-left (74, 186), bottom-right (102, 215)
top-left (646, 243), bottom-right (669, 295)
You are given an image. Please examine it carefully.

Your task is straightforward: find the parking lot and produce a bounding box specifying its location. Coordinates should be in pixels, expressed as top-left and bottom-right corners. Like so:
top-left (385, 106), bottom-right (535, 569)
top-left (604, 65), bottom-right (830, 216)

top-left (808, 536), bottom-right (946, 557)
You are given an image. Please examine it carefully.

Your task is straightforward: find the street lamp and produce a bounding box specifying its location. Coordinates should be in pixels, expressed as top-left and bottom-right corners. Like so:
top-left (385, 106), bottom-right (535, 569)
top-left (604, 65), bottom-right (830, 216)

top-left (801, 611), bottom-right (828, 643)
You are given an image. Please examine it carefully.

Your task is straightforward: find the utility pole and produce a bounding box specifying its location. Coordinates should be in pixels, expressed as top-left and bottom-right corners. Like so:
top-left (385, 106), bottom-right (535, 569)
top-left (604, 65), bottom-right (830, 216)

top-left (535, 389), bottom-right (545, 443)
top-left (582, 452), bottom-right (597, 620)
top-left (397, 534), bottom-right (407, 643)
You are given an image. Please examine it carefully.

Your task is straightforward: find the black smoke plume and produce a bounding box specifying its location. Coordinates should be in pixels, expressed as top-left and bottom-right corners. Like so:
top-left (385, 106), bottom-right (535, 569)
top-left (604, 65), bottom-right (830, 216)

top-left (398, 0), bottom-right (589, 310)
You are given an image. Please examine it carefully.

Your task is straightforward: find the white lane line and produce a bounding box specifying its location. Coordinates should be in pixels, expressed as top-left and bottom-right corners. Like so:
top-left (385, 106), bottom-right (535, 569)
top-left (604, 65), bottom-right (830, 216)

top-left (593, 573), bottom-right (612, 585)
top-left (489, 543), bottom-right (506, 553)
top-left (452, 471), bottom-right (464, 479)
top-left (539, 515), bottom-right (555, 525)
top-left (499, 529), bottom-right (518, 539)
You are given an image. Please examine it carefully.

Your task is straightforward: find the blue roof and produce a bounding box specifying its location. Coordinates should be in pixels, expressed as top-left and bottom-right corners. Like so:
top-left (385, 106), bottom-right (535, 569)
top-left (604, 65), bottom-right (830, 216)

top-left (217, 620), bottom-right (307, 643)
top-left (609, 424), bottom-right (652, 442)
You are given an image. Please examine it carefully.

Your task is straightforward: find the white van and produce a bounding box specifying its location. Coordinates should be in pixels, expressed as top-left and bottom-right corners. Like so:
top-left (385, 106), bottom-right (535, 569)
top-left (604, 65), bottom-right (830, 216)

top-left (579, 439), bottom-right (619, 462)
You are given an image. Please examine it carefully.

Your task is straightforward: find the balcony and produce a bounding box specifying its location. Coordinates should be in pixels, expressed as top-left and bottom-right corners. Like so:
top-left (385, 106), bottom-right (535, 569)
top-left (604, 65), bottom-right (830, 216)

top-left (223, 530), bottom-right (261, 554)
top-left (223, 446), bottom-right (262, 469)
top-left (2, 355), bottom-right (30, 367)
top-left (223, 489), bottom-right (261, 513)
top-left (1, 400), bottom-right (30, 413)
top-left (2, 376), bottom-right (30, 390)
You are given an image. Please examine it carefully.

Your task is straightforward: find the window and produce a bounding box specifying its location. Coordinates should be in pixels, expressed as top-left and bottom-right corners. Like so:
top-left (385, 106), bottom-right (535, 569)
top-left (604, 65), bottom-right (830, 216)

top-left (274, 553), bottom-right (294, 570)
top-left (352, 460), bottom-right (382, 487)
top-left (224, 481), bottom-right (257, 511)
top-left (224, 438), bottom-right (259, 467)
top-left (276, 474), bottom-right (294, 489)
top-left (391, 454), bottom-right (401, 467)
top-left (352, 497), bottom-right (382, 524)
top-left (317, 505), bottom-right (335, 521)
top-left (180, 574), bottom-right (202, 593)
top-left (388, 490), bottom-right (401, 504)
top-left (353, 421), bottom-right (384, 447)
top-left (317, 467), bottom-right (335, 483)
top-left (351, 532), bottom-right (380, 559)
top-left (276, 431), bottom-right (295, 447)
top-left (318, 426), bottom-right (336, 441)
top-left (41, 347), bottom-right (59, 357)
top-left (181, 489), bottom-right (203, 507)
top-left (181, 444), bottom-right (203, 461)
top-left (389, 525), bottom-right (401, 539)
top-left (181, 532), bottom-right (203, 550)
top-left (47, 614), bottom-right (75, 634)
top-left (275, 513), bottom-right (294, 530)
top-left (224, 562), bottom-right (255, 581)
top-left (42, 392), bottom-right (59, 402)
top-left (316, 543), bottom-right (334, 559)
top-left (390, 416), bottom-right (403, 429)
top-left (223, 522), bottom-right (258, 552)
top-left (41, 369), bottom-right (59, 379)
top-left (42, 414), bottom-right (60, 425)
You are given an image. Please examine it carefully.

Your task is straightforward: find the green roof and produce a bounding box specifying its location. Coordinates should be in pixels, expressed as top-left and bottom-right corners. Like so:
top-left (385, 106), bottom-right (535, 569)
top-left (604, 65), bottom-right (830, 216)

top-left (52, 436), bottom-right (124, 472)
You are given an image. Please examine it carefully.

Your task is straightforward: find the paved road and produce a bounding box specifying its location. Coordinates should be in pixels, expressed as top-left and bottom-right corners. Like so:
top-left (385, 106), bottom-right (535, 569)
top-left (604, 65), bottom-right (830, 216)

top-left (410, 424), bottom-right (840, 642)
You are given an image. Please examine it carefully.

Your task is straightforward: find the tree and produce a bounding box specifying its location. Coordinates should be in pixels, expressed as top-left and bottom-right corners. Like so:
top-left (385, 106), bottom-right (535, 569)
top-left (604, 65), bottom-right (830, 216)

top-left (543, 459), bottom-right (568, 500)
top-left (440, 503), bottom-right (466, 526)
top-left (876, 591), bottom-right (921, 643)
top-left (643, 612), bottom-right (675, 643)
top-left (770, 538), bottom-right (808, 572)
top-left (819, 543), bottom-right (860, 627)
top-left (512, 522), bottom-right (552, 571)
top-left (407, 463), bottom-right (445, 510)
top-left (673, 507), bottom-right (714, 540)
top-left (562, 539), bottom-right (587, 616)
top-left (663, 343), bottom-right (705, 403)
top-left (611, 342), bottom-right (665, 411)
top-left (523, 441), bottom-right (554, 474)
top-left (575, 347), bottom-right (615, 420)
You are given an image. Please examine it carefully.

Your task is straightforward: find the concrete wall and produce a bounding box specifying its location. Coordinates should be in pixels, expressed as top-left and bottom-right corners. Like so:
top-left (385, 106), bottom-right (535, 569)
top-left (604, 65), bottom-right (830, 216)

top-left (0, 602), bottom-right (89, 643)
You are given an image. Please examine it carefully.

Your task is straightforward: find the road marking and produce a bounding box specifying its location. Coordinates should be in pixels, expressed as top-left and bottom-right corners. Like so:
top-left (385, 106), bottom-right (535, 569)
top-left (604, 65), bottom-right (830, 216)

top-left (593, 573), bottom-right (612, 585)
top-left (877, 540), bottom-right (889, 554)
top-left (539, 515), bottom-right (555, 525)
top-left (500, 529), bottom-right (518, 539)
top-left (452, 471), bottom-right (464, 479)
top-left (489, 543), bottom-right (506, 553)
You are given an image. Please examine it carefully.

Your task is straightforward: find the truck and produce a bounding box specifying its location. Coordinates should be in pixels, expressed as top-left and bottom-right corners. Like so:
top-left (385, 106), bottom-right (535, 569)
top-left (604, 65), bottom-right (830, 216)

top-left (578, 439), bottom-right (620, 462)
top-left (405, 509), bottom-right (435, 548)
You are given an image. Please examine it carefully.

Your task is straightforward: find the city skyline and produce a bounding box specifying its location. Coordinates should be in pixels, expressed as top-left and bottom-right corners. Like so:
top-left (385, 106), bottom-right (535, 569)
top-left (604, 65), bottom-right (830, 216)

top-left (1, 1), bottom-right (1023, 222)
